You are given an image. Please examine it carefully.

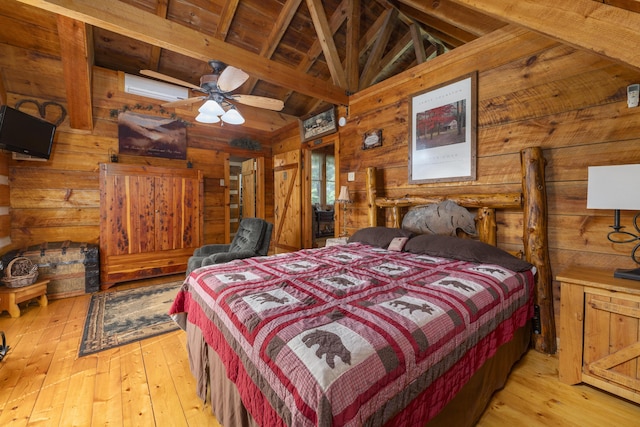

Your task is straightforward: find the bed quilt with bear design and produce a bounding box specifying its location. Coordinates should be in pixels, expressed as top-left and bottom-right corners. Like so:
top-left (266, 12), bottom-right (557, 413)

top-left (169, 242), bottom-right (534, 426)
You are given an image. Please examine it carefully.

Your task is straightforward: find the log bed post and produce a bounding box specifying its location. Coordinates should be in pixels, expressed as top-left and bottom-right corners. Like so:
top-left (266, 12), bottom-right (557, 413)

top-left (476, 208), bottom-right (497, 246)
top-left (521, 146), bottom-right (557, 354)
top-left (366, 167), bottom-right (377, 226)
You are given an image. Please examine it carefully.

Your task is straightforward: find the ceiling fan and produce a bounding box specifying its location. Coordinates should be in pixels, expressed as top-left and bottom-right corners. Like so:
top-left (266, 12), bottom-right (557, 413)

top-left (140, 60), bottom-right (285, 125)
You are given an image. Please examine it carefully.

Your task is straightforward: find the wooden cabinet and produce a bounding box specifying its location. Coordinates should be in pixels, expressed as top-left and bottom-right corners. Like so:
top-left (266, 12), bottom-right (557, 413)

top-left (99, 163), bottom-right (203, 289)
top-left (558, 267), bottom-right (640, 404)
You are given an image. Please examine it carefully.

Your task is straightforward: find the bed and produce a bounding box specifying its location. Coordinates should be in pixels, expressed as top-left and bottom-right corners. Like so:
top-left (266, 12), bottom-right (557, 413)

top-left (169, 146), bottom-right (556, 426)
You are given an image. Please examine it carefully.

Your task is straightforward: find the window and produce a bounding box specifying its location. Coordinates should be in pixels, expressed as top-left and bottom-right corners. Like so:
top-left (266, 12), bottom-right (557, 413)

top-left (311, 150), bottom-right (335, 206)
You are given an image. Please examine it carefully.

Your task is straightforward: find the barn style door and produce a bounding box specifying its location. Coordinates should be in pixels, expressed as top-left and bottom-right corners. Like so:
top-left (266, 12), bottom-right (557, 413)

top-left (273, 150), bottom-right (301, 253)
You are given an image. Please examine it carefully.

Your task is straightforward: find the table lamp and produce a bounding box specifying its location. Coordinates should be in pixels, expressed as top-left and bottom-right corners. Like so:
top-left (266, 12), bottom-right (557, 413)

top-left (587, 164), bottom-right (640, 280)
top-left (335, 185), bottom-right (352, 237)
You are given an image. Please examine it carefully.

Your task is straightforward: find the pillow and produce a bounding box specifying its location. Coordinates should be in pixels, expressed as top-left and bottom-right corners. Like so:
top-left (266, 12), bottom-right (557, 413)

top-left (403, 234), bottom-right (533, 272)
top-left (348, 227), bottom-right (414, 248)
top-left (387, 237), bottom-right (409, 251)
top-left (401, 200), bottom-right (477, 236)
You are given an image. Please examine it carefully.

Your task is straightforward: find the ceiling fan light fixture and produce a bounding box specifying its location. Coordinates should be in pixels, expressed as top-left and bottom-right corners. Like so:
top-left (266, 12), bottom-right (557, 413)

top-left (198, 99), bottom-right (225, 116)
top-left (195, 112), bottom-right (220, 123)
top-left (221, 107), bottom-right (245, 125)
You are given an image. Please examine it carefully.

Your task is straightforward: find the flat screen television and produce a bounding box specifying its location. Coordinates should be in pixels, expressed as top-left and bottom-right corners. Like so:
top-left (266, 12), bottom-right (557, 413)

top-left (0, 105), bottom-right (56, 160)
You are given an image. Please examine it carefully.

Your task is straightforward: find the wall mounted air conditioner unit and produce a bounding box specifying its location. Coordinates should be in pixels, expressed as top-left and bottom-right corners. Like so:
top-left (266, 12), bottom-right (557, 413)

top-left (123, 73), bottom-right (190, 102)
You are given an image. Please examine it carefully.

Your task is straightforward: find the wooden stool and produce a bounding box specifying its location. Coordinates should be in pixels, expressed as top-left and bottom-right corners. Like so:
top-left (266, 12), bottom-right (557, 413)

top-left (0, 279), bottom-right (49, 318)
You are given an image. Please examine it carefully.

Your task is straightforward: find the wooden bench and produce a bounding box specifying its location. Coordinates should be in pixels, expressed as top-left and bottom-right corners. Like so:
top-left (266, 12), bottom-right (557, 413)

top-left (0, 279), bottom-right (49, 318)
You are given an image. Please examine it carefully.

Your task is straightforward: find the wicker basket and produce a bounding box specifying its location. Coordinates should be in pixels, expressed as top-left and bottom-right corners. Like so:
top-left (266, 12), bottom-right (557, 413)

top-left (2, 257), bottom-right (39, 288)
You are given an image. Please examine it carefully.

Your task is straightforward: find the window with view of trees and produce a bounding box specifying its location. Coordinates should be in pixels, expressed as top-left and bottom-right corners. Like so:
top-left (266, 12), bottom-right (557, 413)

top-left (311, 150), bottom-right (335, 206)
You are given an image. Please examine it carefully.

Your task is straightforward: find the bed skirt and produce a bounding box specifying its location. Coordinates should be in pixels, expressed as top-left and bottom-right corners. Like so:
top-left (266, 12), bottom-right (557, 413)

top-left (185, 320), bottom-right (531, 427)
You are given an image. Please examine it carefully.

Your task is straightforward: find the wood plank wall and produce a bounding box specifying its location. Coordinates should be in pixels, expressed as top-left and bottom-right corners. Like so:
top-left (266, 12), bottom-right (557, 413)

top-left (0, 72), bottom-right (10, 252)
top-left (5, 67), bottom-right (273, 251)
top-left (3, 22), bottom-right (640, 341)
top-left (336, 24), bottom-right (640, 329)
top-left (0, 152), bottom-right (10, 252)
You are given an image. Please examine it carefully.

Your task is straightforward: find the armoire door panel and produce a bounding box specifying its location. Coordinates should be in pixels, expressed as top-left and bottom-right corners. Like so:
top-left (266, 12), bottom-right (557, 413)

top-left (100, 163), bottom-right (203, 289)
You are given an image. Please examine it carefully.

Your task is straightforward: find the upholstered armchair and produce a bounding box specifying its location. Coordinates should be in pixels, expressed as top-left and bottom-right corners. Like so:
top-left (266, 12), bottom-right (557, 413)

top-left (186, 217), bottom-right (273, 276)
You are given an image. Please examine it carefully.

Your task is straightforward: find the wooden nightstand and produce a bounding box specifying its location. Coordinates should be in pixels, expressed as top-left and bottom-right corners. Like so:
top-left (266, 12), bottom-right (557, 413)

top-left (557, 267), bottom-right (640, 404)
top-left (0, 279), bottom-right (49, 318)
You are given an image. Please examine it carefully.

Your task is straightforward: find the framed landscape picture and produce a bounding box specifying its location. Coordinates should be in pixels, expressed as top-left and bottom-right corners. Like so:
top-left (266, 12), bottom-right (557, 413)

top-left (299, 106), bottom-right (337, 143)
top-left (118, 111), bottom-right (187, 160)
top-left (408, 72), bottom-right (477, 184)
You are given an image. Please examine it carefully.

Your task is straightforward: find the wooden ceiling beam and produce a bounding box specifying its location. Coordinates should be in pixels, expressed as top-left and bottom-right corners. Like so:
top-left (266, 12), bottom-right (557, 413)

top-left (345, 0), bottom-right (360, 93)
top-left (410, 23), bottom-right (427, 64)
top-left (244, 0), bottom-right (303, 93)
top-left (359, 10), bottom-right (388, 54)
top-left (374, 31), bottom-right (413, 84)
top-left (397, 0), bottom-right (506, 36)
top-left (262, 0), bottom-right (303, 59)
top-left (360, 8), bottom-right (398, 89)
top-left (15, 0), bottom-right (349, 106)
top-left (276, 0), bottom-right (349, 111)
top-left (306, 0), bottom-right (347, 88)
top-left (215, 0), bottom-right (239, 40)
top-left (448, 0), bottom-right (640, 70)
top-left (148, 0), bottom-right (169, 70)
top-left (391, 1), bottom-right (471, 48)
top-left (56, 15), bottom-right (93, 130)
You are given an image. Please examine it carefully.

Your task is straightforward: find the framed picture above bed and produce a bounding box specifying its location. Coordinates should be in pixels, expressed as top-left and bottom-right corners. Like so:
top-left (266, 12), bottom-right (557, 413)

top-left (408, 72), bottom-right (477, 184)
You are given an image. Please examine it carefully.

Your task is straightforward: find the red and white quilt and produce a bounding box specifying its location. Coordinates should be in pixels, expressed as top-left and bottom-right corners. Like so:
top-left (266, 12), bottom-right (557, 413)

top-left (170, 242), bottom-right (534, 426)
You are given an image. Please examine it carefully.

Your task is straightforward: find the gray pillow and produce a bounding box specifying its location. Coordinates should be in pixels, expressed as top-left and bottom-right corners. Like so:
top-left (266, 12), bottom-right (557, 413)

top-left (348, 227), bottom-right (414, 249)
top-left (403, 234), bottom-right (533, 272)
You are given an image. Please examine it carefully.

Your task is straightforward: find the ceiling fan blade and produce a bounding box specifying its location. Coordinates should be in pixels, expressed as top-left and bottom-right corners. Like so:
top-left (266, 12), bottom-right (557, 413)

top-left (161, 96), bottom-right (205, 108)
top-left (217, 66), bottom-right (249, 92)
top-left (140, 69), bottom-right (202, 91)
top-left (233, 95), bottom-right (285, 111)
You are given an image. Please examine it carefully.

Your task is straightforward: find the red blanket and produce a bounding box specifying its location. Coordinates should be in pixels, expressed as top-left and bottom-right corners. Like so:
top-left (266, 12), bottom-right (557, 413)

top-left (170, 243), bottom-right (534, 426)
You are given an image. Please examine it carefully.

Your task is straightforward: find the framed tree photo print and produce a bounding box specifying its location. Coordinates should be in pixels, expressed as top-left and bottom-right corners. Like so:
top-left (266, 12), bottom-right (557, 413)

top-left (408, 72), bottom-right (477, 184)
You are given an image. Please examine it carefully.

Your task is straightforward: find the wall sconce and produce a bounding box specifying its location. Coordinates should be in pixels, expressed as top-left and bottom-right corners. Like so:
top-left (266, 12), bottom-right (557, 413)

top-left (335, 185), bottom-right (352, 237)
top-left (628, 84), bottom-right (639, 108)
top-left (338, 105), bottom-right (349, 127)
top-left (186, 159), bottom-right (193, 168)
top-left (587, 164), bottom-right (640, 280)
top-left (108, 148), bottom-right (118, 163)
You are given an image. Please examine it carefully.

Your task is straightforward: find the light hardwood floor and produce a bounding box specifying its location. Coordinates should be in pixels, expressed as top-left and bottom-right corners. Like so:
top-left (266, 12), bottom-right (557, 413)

top-left (0, 281), bottom-right (638, 426)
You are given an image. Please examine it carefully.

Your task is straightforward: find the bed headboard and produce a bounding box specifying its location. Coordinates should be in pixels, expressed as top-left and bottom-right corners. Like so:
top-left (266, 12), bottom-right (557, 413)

top-left (365, 146), bottom-right (556, 355)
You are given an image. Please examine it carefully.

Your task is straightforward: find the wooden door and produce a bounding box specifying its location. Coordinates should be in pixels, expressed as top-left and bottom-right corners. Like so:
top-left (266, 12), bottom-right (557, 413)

top-left (229, 162), bottom-right (241, 237)
top-left (302, 134), bottom-right (339, 248)
top-left (241, 158), bottom-right (256, 218)
top-left (273, 150), bottom-right (302, 253)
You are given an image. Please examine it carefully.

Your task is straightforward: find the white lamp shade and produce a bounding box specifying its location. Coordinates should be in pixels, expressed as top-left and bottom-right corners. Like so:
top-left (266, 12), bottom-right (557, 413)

top-left (587, 164), bottom-right (640, 210)
top-left (221, 108), bottom-right (245, 125)
top-left (198, 99), bottom-right (225, 116)
top-left (195, 112), bottom-right (220, 123)
top-left (336, 185), bottom-right (351, 203)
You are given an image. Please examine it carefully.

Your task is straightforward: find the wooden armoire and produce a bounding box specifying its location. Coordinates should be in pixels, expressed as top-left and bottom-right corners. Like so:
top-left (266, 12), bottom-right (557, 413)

top-left (99, 163), bottom-right (203, 289)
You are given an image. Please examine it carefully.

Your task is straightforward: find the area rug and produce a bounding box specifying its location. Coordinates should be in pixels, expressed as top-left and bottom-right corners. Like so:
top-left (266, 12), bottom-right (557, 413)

top-left (79, 281), bottom-right (183, 357)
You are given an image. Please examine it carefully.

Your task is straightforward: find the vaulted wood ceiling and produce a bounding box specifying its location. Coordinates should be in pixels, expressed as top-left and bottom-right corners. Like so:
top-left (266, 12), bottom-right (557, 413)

top-left (2, 0), bottom-right (640, 133)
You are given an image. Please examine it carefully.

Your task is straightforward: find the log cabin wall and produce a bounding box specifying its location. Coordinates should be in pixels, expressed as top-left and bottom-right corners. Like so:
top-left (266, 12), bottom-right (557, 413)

top-left (0, 152), bottom-right (10, 252)
top-left (6, 66), bottom-right (274, 252)
top-left (338, 25), bottom-right (640, 331)
top-left (0, 72), bottom-right (9, 252)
